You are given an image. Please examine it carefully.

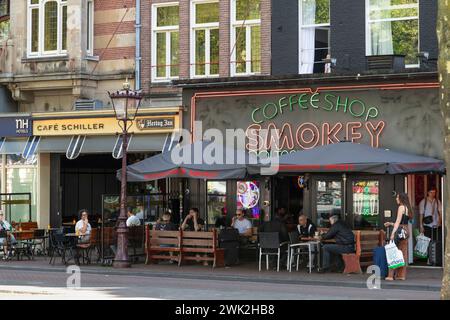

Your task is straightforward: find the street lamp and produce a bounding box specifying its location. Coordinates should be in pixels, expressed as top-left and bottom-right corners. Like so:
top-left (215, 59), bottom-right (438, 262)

top-left (108, 79), bottom-right (143, 268)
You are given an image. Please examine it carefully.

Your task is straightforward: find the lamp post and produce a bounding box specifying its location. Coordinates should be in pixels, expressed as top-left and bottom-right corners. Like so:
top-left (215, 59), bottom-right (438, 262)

top-left (108, 79), bottom-right (143, 268)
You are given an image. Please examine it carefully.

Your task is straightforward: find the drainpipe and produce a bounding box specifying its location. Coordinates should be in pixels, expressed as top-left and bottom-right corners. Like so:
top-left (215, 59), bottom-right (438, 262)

top-left (135, 0), bottom-right (141, 90)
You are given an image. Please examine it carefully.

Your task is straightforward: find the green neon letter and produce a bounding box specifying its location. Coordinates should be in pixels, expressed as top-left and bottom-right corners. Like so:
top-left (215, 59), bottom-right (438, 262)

top-left (310, 93), bottom-right (320, 109)
top-left (251, 107), bottom-right (263, 124)
top-left (322, 93), bottom-right (335, 111)
top-left (365, 107), bottom-right (379, 121)
top-left (289, 95), bottom-right (298, 111)
top-left (279, 96), bottom-right (288, 114)
top-left (262, 102), bottom-right (278, 120)
top-left (335, 96), bottom-right (348, 113)
top-left (349, 99), bottom-right (366, 118)
top-left (298, 94), bottom-right (309, 109)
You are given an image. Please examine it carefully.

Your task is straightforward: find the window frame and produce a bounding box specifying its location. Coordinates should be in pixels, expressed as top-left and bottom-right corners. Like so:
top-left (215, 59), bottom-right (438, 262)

top-left (365, 0), bottom-right (420, 68)
top-left (27, 0), bottom-right (68, 58)
top-left (230, 0), bottom-right (261, 76)
top-left (298, 0), bottom-right (331, 74)
top-left (86, 0), bottom-right (94, 56)
top-left (190, 0), bottom-right (220, 78)
top-left (0, 0), bottom-right (9, 21)
top-left (151, 2), bottom-right (180, 82)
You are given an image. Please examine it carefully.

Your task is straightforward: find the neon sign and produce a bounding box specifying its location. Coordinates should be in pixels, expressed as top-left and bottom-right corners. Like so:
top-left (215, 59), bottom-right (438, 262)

top-left (246, 120), bottom-right (386, 154)
top-left (251, 93), bottom-right (380, 125)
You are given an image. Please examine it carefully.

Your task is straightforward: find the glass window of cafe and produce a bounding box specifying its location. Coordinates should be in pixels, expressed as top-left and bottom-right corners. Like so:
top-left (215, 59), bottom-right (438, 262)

top-left (1, 154), bottom-right (38, 223)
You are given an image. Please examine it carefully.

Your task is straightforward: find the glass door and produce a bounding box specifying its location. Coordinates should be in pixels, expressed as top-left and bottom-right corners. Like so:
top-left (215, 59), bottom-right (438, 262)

top-left (313, 178), bottom-right (343, 228)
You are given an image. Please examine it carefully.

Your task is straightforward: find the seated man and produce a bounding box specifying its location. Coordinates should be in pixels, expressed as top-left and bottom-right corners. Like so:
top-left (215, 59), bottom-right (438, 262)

top-left (231, 209), bottom-right (253, 244)
top-left (126, 207), bottom-right (141, 227)
top-left (75, 209), bottom-right (92, 244)
top-left (0, 212), bottom-right (16, 260)
top-left (318, 215), bottom-right (355, 273)
top-left (297, 214), bottom-right (317, 238)
top-left (155, 211), bottom-right (177, 231)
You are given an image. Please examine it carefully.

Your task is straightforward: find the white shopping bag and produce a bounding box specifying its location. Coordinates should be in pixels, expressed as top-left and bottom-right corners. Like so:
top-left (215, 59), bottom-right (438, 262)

top-left (385, 241), bottom-right (405, 269)
top-left (414, 234), bottom-right (431, 259)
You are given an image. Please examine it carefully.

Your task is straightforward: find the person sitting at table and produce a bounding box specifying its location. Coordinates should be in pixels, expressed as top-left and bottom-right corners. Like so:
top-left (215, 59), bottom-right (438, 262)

top-left (297, 214), bottom-right (317, 238)
top-left (126, 207), bottom-right (141, 227)
top-left (75, 209), bottom-right (92, 243)
top-left (318, 215), bottom-right (355, 273)
top-left (155, 211), bottom-right (177, 231)
top-left (231, 208), bottom-right (253, 237)
top-left (215, 207), bottom-right (230, 229)
top-left (0, 212), bottom-right (16, 260)
top-left (181, 208), bottom-right (204, 232)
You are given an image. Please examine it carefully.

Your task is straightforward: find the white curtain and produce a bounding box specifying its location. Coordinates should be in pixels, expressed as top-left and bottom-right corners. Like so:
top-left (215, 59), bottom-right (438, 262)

top-left (300, 0), bottom-right (316, 74)
top-left (370, 0), bottom-right (393, 55)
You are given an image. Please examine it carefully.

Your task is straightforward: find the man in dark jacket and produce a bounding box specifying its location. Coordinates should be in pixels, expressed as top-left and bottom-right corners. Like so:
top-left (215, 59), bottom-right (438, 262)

top-left (319, 215), bottom-right (355, 273)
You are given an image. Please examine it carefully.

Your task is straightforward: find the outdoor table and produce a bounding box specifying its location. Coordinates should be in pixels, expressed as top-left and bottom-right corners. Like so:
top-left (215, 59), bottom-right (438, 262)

top-left (11, 231), bottom-right (34, 260)
top-left (288, 240), bottom-right (320, 273)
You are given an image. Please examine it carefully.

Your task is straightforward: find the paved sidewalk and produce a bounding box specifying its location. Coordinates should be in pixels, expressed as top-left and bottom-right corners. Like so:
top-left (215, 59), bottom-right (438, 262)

top-left (0, 257), bottom-right (442, 292)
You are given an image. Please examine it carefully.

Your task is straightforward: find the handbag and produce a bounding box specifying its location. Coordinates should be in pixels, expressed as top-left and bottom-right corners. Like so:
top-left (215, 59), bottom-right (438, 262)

top-left (385, 241), bottom-right (406, 269)
top-left (394, 225), bottom-right (409, 245)
top-left (423, 215), bottom-right (433, 225)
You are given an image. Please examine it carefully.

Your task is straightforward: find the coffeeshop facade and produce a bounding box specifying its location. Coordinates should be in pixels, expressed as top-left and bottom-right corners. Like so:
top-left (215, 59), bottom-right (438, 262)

top-left (179, 74), bottom-right (445, 266)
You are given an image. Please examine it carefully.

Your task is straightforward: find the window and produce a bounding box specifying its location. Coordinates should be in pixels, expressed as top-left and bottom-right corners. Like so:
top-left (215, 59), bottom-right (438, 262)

top-left (230, 0), bottom-right (261, 76)
top-left (86, 0), bottom-right (94, 55)
top-left (152, 3), bottom-right (179, 81)
top-left (27, 0), bottom-right (68, 56)
top-left (315, 180), bottom-right (342, 228)
top-left (0, 0), bottom-right (10, 41)
top-left (299, 0), bottom-right (330, 74)
top-left (366, 0), bottom-right (419, 67)
top-left (352, 180), bottom-right (380, 229)
top-left (207, 181), bottom-right (227, 226)
top-left (191, 1), bottom-right (219, 77)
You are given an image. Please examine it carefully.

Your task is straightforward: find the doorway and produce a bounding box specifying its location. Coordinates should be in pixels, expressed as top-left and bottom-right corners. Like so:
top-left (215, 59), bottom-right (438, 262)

top-left (273, 176), bottom-right (304, 222)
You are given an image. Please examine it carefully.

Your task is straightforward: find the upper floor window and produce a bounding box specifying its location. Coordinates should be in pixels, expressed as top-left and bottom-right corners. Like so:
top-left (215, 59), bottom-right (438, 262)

top-left (86, 0), bottom-right (94, 56)
top-left (27, 0), bottom-right (68, 57)
top-left (231, 0), bottom-right (261, 76)
top-left (191, 0), bottom-right (219, 78)
top-left (366, 0), bottom-right (419, 68)
top-left (299, 0), bottom-right (330, 74)
top-left (0, 0), bottom-right (10, 41)
top-left (152, 3), bottom-right (179, 81)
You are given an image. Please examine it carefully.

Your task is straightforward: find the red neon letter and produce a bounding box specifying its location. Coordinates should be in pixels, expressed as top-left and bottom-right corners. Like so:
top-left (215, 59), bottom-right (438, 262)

top-left (365, 121), bottom-right (386, 148)
top-left (346, 122), bottom-right (363, 143)
top-left (296, 122), bottom-right (320, 150)
top-left (322, 122), bottom-right (343, 145)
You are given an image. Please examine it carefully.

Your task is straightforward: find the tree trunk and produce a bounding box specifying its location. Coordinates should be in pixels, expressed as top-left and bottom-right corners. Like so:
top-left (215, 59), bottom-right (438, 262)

top-left (438, 0), bottom-right (450, 300)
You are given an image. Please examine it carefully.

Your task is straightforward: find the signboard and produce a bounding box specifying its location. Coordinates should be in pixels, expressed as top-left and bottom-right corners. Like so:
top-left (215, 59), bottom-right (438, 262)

top-left (0, 117), bottom-right (33, 137)
top-left (136, 117), bottom-right (175, 130)
top-left (33, 115), bottom-right (179, 136)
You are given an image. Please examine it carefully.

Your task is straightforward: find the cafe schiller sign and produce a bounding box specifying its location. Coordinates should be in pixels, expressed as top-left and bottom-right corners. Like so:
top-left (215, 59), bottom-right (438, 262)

top-left (245, 92), bottom-right (385, 155)
top-left (33, 116), bottom-right (178, 136)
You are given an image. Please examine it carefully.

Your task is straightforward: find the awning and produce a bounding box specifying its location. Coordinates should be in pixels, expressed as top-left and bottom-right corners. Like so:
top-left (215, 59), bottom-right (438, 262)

top-left (120, 140), bottom-right (259, 181)
top-left (0, 134), bottom-right (168, 154)
top-left (253, 141), bottom-right (445, 175)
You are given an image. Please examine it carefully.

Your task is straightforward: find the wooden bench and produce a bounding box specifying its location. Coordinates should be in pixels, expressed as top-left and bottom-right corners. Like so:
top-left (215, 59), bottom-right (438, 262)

top-left (342, 230), bottom-right (385, 274)
top-left (145, 226), bottom-right (181, 265)
top-left (180, 230), bottom-right (224, 268)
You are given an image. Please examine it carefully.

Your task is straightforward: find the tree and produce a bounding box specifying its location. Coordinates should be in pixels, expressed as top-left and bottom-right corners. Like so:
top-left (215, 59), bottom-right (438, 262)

top-left (438, 0), bottom-right (450, 300)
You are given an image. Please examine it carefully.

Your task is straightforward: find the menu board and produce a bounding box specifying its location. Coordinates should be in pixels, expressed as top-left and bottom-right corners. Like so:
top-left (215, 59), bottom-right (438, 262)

top-left (353, 181), bottom-right (379, 216)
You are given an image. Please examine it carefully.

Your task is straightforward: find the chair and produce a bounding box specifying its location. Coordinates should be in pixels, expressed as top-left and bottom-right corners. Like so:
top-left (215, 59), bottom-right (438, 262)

top-left (287, 231), bottom-right (307, 271)
top-left (31, 229), bottom-right (47, 256)
top-left (49, 230), bottom-right (72, 265)
top-left (0, 229), bottom-right (12, 260)
top-left (258, 232), bottom-right (287, 272)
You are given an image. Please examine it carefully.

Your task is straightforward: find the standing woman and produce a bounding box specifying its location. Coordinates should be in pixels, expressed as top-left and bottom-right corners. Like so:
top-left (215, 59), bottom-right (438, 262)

top-left (384, 192), bottom-right (413, 281)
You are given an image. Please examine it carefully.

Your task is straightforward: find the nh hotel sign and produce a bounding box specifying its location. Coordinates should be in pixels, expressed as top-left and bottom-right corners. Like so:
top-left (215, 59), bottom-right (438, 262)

top-left (0, 117), bottom-right (33, 137)
top-left (245, 92), bottom-right (385, 155)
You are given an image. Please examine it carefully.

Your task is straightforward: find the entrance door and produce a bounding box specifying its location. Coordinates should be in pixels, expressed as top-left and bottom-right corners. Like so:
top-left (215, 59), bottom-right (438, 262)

top-left (312, 177), bottom-right (344, 228)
